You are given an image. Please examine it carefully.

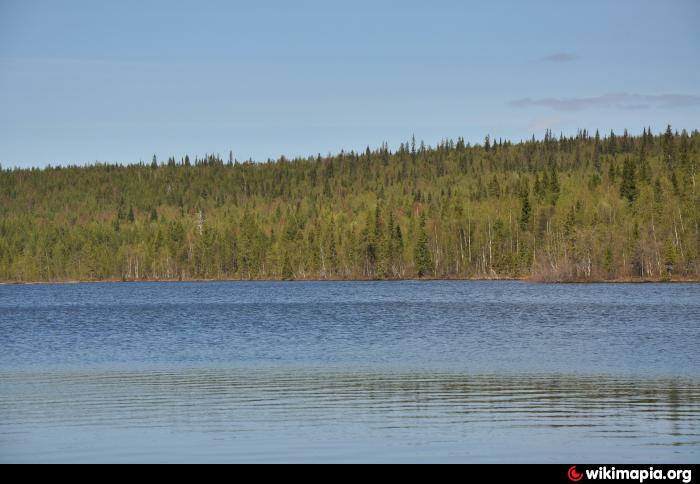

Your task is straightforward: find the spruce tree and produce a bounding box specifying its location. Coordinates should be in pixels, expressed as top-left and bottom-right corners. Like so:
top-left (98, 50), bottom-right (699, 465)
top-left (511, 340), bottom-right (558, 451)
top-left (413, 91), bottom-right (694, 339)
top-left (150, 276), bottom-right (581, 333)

top-left (663, 240), bottom-right (677, 278)
top-left (663, 125), bottom-right (674, 168)
top-left (549, 165), bottom-right (560, 205)
top-left (414, 213), bottom-right (432, 277)
top-left (593, 130), bottom-right (602, 173)
top-left (282, 253), bottom-right (293, 280)
top-left (620, 157), bottom-right (638, 203)
top-left (638, 143), bottom-right (649, 182)
top-left (520, 190), bottom-right (531, 231)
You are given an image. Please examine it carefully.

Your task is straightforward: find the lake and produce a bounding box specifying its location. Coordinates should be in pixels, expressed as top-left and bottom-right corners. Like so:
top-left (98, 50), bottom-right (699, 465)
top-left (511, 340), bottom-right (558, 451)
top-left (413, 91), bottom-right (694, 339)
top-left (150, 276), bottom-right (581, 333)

top-left (0, 281), bottom-right (698, 463)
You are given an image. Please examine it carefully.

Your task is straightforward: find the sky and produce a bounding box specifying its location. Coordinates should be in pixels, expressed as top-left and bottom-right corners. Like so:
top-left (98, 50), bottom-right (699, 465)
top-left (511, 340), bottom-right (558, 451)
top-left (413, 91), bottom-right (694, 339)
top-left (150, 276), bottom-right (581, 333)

top-left (1, 0), bottom-right (699, 168)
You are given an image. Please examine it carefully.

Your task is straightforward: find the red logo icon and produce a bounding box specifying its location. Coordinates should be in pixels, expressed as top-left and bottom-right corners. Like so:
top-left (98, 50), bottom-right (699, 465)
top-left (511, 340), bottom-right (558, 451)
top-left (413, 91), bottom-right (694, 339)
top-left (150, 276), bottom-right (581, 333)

top-left (568, 466), bottom-right (584, 482)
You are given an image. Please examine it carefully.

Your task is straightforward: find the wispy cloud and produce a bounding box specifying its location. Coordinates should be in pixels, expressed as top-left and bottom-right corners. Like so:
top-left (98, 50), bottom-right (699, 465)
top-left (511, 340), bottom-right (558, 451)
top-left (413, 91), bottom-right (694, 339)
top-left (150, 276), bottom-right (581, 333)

top-left (539, 52), bottom-right (579, 63)
top-left (510, 93), bottom-right (700, 111)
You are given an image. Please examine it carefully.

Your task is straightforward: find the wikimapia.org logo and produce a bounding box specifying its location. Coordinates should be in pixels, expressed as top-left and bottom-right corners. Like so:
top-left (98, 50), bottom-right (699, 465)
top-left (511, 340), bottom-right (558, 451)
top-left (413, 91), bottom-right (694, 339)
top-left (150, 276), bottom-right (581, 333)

top-left (567, 466), bottom-right (693, 483)
top-left (569, 466), bottom-right (584, 482)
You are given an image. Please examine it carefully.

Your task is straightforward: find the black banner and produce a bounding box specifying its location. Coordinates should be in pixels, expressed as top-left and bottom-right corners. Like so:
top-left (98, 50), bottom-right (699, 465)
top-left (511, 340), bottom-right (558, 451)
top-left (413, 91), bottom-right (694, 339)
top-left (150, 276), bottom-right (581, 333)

top-left (470, 465), bottom-right (698, 483)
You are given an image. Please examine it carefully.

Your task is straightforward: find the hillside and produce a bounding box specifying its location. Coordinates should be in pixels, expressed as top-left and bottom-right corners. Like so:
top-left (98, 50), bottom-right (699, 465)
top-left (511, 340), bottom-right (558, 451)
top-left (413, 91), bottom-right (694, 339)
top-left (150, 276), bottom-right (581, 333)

top-left (1, 127), bottom-right (698, 282)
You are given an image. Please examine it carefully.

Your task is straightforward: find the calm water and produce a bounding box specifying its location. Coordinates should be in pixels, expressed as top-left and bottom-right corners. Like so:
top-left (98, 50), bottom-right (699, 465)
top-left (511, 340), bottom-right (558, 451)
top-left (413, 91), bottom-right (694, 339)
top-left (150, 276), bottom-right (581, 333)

top-left (0, 281), bottom-right (698, 462)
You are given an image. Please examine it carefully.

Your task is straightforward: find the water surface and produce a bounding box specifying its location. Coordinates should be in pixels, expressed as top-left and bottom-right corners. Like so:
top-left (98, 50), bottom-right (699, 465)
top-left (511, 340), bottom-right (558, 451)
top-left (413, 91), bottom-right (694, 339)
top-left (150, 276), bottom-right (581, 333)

top-left (1, 281), bottom-right (698, 462)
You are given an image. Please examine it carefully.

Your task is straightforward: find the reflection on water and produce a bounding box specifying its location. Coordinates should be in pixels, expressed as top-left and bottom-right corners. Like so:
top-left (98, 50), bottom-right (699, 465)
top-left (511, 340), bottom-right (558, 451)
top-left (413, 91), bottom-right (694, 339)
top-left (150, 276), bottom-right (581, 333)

top-left (1, 369), bottom-right (698, 463)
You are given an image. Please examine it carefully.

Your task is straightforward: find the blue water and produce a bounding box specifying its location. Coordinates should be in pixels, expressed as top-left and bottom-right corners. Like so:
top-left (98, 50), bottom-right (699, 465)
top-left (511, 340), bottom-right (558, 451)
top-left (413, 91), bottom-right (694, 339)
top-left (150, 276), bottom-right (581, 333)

top-left (1, 281), bottom-right (698, 462)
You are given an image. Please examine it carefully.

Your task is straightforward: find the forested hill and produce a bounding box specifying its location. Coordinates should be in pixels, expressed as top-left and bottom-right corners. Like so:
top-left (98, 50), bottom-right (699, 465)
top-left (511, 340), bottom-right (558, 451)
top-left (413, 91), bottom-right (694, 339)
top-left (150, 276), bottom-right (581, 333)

top-left (1, 127), bottom-right (698, 283)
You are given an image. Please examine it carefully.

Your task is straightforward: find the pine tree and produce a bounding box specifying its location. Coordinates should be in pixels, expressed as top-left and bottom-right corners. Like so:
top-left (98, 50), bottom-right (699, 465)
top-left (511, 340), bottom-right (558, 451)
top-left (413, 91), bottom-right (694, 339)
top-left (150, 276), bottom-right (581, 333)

top-left (520, 189), bottom-right (531, 231)
top-left (411, 135), bottom-right (416, 162)
top-left (608, 130), bottom-right (617, 155)
top-left (620, 157), bottom-right (638, 203)
top-left (638, 143), bottom-right (649, 183)
top-left (393, 223), bottom-right (404, 276)
top-left (663, 125), bottom-right (674, 168)
top-left (604, 247), bottom-right (614, 277)
top-left (534, 174), bottom-right (545, 201)
top-left (671, 171), bottom-right (680, 196)
top-left (281, 252), bottom-right (293, 280)
top-left (679, 130), bottom-right (690, 165)
top-left (564, 205), bottom-right (577, 256)
top-left (593, 130), bottom-right (602, 173)
top-left (663, 240), bottom-right (677, 278)
top-left (383, 212), bottom-right (396, 278)
top-left (414, 213), bottom-right (432, 277)
top-left (549, 165), bottom-right (560, 205)
top-left (654, 179), bottom-right (664, 204)
top-left (326, 219), bottom-right (339, 276)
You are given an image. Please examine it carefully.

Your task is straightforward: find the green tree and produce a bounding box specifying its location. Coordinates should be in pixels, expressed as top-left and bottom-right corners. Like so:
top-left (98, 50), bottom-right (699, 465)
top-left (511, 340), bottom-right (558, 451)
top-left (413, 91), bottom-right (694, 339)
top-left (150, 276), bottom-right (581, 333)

top-left (520, 189), bottom-right (531, 231)
top-left (663, 125), bottom-right (674, 168)
top-left (1, 128), bottom-right (698, 283)
top-left (619, 157), bottom-right (638, 203)
top-left (281, 252), bottom-right (293, 280)
top-left (663, 240), bottom-right (677, 278)
top-left (414, 213), bottom-right (432, 277)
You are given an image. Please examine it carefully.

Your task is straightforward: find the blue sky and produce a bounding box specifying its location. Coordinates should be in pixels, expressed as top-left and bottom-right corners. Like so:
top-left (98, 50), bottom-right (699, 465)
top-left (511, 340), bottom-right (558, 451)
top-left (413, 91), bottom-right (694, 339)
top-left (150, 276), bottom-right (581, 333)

top-left (1, 0), bottom-right (699, 167)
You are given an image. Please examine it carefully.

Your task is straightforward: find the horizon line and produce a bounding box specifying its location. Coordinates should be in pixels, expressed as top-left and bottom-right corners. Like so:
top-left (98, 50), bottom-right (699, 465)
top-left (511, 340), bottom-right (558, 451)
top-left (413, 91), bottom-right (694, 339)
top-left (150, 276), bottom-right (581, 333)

top-left (1, 125), bottom-right (697, 171)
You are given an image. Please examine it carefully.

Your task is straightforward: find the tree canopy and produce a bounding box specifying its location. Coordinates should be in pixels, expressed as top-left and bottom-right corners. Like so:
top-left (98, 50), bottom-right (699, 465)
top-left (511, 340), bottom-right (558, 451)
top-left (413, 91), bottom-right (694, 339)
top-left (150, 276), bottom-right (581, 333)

top-left (1, 127), bottom-right (698, 282)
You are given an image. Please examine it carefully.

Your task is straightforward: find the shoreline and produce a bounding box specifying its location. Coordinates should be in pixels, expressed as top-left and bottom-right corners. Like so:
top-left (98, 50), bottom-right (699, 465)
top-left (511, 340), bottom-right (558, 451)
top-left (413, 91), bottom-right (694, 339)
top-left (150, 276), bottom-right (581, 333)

top-left (1, 276), bottom-right (698, 286)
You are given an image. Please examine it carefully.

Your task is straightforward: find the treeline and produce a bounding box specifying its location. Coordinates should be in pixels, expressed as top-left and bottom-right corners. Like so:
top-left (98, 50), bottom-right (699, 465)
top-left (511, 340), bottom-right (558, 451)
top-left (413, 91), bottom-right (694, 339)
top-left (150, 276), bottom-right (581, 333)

top-left (0, 126), bottom-right (698, 282)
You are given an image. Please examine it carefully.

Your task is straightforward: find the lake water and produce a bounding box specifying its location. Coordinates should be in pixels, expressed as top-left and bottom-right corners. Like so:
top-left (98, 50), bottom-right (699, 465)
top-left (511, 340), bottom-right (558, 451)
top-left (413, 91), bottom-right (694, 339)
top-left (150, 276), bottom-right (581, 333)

top-left (0, 281), bottom-right (698, 463)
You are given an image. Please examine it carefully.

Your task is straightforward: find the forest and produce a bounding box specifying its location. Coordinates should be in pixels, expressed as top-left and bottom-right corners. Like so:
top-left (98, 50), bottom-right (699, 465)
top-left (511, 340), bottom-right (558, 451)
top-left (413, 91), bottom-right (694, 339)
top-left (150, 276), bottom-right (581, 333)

top-left (0, 126), bottom-right (698, 282)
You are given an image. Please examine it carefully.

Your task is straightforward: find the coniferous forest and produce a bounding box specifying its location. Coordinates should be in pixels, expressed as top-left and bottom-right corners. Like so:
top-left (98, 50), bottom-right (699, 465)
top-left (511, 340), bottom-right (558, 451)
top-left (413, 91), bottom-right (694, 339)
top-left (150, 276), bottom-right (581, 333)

top-left (1, 127), bottom-right (698, 283)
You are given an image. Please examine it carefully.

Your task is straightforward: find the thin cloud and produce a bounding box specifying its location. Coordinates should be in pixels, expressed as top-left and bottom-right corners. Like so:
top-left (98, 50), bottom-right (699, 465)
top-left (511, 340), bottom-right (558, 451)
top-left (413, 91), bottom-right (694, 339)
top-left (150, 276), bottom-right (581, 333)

top-left (510, 93), bottom-right (700, 111)
top-left (539, 52), bottom-right (579, 63)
